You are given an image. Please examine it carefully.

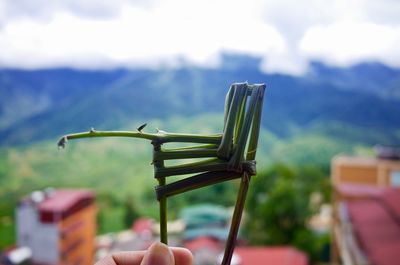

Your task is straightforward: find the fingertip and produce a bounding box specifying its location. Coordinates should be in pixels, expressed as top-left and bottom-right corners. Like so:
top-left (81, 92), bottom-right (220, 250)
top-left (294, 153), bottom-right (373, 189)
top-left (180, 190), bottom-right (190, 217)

top-left (110, 251), bottom-right (146, 265)
top-left (141, 242), bottom-right (175, 265)
top-left (96, 243), bottom-right (193, 265)
top-left (95, 255), bottom-right (117, 265)
top-left (171, 247), bottom-right (193, 265)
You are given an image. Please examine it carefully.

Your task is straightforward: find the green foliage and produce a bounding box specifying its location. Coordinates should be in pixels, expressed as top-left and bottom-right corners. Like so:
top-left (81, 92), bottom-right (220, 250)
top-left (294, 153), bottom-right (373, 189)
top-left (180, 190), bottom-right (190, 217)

top-left (245, 164), bottom-right (330, 262)
top-left (168, 180), bottom-right (238, 220)
top-left (0, 114), bottom-right (372, 251)
top-left (123, 196), bottom-right (140, 228)
top-left (96, 193), bottom-right (142, 234)
top-left (0, 218), bottom-right (14, 250)
top-left (97, 206), bottom-right (125, 234)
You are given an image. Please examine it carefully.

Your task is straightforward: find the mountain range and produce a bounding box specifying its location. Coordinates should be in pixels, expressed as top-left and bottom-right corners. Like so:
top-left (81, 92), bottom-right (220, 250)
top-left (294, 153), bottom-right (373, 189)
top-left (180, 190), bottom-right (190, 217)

top-left (1, 54), bottom-right (400, 148)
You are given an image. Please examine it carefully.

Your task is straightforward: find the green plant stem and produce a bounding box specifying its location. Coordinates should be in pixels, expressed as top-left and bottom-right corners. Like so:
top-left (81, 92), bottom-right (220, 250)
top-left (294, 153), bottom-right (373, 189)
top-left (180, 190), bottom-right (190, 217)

top-left (158, 179), bottom-right (168, 244)
top-left (59, 130), bottom-right (222, 147)
top-left (162, 143), bottom-right (218, 151)
top-left (223, 84), bottom-right (235, 127)
top-left (155, 158), bottom-right (225, 177)
top-left (229, 86), bottom-right (261, 169)
top-left (154, 148), bottom-right (218, 160)
top-left (246, 85), bottom-right (265, 160)
top-left (153, 143), bottom-right (168, 244)
top-left (154, 160), bottom-right (255, 179)
top-left (218, 84), bottom-right (247, 159)
top-left (155, 171), bottom-right (242, 199)
top-left (222, 172), bottom-right (250, 265)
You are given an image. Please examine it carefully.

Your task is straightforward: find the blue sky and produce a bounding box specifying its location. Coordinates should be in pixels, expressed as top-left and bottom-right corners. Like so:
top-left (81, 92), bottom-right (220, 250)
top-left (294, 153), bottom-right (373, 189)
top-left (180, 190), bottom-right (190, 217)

top-left (0, 0), bottom-right (399, 75)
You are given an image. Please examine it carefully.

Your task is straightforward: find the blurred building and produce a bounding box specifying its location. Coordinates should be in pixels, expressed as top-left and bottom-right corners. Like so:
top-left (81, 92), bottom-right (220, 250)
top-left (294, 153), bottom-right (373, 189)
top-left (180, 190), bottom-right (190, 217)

top-left (233, 247), bottom-right (308, 265)
top-left (180, 204), bottom-right (230, 241)
top-left (184, 236), bottom-right (223, 265)
top-left (332, 155), bottom-right (400, 187)
top-left (180, 204), bottom-right (308, 265)
top-left (0, 247), bottom-right (32, 265)
top-left (182, 236), bottom-right (308, 265)
top-left (16, 189), bottom-right (96, 265)
top-left (331, 155), bottom-right (400, 265)
top-left (132, 218), bottom-right (154, 240)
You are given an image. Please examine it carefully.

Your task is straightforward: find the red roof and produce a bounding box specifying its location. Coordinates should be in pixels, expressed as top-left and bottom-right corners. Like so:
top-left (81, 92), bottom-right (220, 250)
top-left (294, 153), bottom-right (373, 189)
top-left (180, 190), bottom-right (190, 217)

top-left (184, 236), bottom-right (223, 252)
top-left (346, 187), bottom-right (400, 265)
top-left (381, 188), bottom-right (400, 220)
top-left (132, 218), bottom-right (154, 233)
top-left (234, 247), bottom-right (308, 265)
top-left (335, 183), bottom-right (385, 199)
top-left (370, 242), bottom-right (400, 265)
top-left (38, 189), bottom-right (94, 223)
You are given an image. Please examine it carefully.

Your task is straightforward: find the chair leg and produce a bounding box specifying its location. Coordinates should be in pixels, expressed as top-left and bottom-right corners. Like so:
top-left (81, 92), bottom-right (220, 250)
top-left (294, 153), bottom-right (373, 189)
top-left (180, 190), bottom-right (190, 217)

top-left (221, 172), bottom-right (250, 265)
top-left (159, 190), bottom-right (168, 244)
top-left (153, 142), bottom-right (168, 244)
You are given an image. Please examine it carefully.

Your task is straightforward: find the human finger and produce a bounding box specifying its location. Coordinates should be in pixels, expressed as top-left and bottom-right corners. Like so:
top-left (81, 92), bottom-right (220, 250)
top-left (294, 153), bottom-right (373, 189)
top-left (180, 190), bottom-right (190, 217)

top-left (95, 243), bottom-right (193, 265)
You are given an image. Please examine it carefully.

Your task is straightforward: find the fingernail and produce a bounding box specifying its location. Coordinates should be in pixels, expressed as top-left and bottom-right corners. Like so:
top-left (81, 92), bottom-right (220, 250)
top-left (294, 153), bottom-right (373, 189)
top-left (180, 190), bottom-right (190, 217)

top-left (141, 242), bottom-right (174, 265)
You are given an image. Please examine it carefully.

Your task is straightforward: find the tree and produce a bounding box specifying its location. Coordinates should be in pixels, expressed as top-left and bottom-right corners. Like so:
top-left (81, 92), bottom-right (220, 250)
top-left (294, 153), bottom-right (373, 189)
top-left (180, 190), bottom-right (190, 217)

top-left (124, 195), bottom-right (140, 228)
top-left (244, 164), bottom-right (330, 262)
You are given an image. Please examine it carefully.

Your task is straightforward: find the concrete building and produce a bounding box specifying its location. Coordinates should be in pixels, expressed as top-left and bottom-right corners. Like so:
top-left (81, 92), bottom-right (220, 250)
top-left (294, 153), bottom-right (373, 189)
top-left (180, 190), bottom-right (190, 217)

top-left (332, 155), bottom-right (400, 187)
top-left (233, 247), bottom-right (308, 265)
top-left (180, 204), bottom-right (230, 241)
top-left (331, 155), bottom-right (400, 265)
top-left (16, 189), bottom-right (96, 265)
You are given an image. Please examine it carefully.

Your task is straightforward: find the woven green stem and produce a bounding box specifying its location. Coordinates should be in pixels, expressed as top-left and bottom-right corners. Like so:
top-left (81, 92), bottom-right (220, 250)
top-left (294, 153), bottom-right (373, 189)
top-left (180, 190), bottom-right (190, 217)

top-left (58, 130), bottom-right (222, 149)
top-left (57, 83), bottom-right (266, 254)
top-left (221, 172), bottom-right (250, 265)
top-left (158, 179), bottom-right (168, 244)
top-left (153, 142), bottom-right (168, 244)
top-left (153, 148), bottom-right (218, 160)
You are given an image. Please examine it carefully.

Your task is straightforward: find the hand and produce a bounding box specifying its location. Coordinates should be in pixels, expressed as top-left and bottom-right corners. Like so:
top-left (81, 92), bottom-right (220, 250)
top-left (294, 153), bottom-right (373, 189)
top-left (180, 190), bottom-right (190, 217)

top-left (95, 242), bottom-right (193, 265)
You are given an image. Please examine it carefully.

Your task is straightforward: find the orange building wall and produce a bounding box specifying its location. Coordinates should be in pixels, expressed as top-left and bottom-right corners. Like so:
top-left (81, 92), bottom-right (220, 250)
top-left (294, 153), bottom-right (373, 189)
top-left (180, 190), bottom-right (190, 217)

top-left (59, 204), bottom-right (97, 265)
top-left (332, 155), bottom-right (400, 187)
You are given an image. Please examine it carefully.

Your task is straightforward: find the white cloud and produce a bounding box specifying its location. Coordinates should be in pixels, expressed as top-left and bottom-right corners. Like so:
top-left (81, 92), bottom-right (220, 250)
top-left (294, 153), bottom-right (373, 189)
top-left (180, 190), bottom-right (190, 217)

top-left (299, 22), bottom-right (400, 67)
top-left (0, 1), bottom-right (288, 70)
top-left (0, 0), bottom-right (399, 74)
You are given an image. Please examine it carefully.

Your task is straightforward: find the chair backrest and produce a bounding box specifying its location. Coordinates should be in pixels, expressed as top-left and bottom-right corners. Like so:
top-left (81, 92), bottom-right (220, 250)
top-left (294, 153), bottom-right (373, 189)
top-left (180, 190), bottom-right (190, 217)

top-left (218, 83), bottom-right (265, 171)
top-left (154, 83), bottom-right (266, 254)
top-left (153, 82), bottom-right (265, 180)
top-left (154, 83), bottom-right (265, 199)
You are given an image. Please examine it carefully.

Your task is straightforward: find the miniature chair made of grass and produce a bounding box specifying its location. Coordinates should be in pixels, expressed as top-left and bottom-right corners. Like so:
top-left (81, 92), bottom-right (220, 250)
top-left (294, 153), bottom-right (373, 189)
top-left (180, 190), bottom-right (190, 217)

top-left (58, 82), bottom-right (266, 265)
top-left (154, 82), bottom-right (265, 264)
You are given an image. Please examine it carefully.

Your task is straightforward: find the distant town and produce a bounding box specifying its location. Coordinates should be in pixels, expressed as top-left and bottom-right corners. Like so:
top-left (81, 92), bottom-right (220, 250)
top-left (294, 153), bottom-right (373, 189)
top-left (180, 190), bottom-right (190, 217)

top-left (1, 188), bottom-right (310, 265)
top-left (2, 153), bottom-right (400, 265)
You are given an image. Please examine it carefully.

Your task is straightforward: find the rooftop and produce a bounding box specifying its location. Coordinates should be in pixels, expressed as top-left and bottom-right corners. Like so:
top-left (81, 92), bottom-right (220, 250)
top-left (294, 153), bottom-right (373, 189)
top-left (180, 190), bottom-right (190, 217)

top-left (235, 246), bottom-right (308, 265)
top-left (20, 189), bottom-right (95, 223)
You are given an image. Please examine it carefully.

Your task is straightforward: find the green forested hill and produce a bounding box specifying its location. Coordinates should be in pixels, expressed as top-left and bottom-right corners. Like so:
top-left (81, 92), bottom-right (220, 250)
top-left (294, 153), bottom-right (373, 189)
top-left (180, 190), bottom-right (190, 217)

top-left (1, 55), bottom-right (400, 146)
